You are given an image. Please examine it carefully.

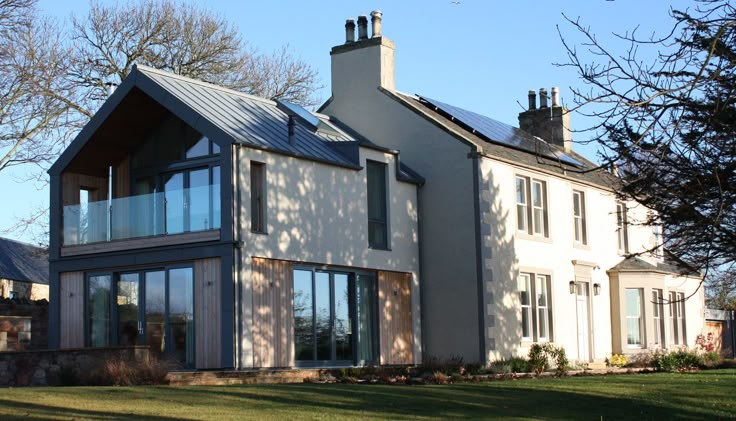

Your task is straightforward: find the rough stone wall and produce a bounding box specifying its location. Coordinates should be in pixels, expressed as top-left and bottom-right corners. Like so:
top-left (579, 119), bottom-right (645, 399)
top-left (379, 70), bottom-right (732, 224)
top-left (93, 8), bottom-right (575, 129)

top-left (0, 346), bottom-right (150, 387)
top-left (0, 280), bottom-right (49, 301)
top-left (0, 298), bottom-right (49, 349)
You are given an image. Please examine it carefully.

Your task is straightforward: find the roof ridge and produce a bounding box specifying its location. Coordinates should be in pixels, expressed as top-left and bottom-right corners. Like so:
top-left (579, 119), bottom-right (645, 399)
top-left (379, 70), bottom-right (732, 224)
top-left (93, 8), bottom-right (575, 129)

top-left (133, 64), bottom-right (277, 107)
top-left (0, 236), bottom-right (45, 250)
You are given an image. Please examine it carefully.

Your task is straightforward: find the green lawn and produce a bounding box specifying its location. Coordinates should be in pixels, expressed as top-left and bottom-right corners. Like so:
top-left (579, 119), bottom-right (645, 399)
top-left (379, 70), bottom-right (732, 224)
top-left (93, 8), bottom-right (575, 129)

top-left (1, 369), bottom-right (735, 420)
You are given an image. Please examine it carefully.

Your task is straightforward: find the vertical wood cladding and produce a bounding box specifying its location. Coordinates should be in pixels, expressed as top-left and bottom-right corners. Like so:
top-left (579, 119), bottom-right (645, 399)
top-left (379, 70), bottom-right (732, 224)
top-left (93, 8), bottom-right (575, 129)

top-left (378, 271), bottom-right (414, 365)
top-left (194, 257), bottom-right (222, 369)
top-left (251, 258), bottom-right (294, 368)
top-left (59, 272), bottom-right (84, 349)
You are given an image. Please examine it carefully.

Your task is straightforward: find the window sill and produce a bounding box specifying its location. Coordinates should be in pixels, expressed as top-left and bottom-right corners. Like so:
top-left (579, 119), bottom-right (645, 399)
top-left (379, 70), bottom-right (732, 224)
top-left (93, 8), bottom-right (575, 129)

top-left (515, 231), bottom-right (552, 244)
top-left (573, 242), bottom-right (590, 251)
top-left (369, 245), bottom-right (392, 252)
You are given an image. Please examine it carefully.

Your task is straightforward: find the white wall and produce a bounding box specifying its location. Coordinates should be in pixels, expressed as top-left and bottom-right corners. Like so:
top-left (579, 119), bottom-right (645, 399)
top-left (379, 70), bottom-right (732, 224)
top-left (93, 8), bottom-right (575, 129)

top-left (235, 145), bottom-right (421, 367)
top-left (479, 156), bottom-right (666, 363)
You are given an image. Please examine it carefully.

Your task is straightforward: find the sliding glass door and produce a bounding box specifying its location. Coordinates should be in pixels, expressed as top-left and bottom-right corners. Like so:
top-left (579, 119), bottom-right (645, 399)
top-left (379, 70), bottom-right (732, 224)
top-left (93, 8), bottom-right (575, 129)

top-left (294, 268), bottom-right (377, 366)
top-left (87, 266), bottom-right (194, 367)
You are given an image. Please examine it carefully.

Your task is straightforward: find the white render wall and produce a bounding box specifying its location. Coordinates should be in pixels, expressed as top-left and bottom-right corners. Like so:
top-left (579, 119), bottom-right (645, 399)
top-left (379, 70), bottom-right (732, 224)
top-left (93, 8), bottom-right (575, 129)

top-left (479, 156), bottom-right (668, 363)
top-left (235, 146), bottom-right (421, 368)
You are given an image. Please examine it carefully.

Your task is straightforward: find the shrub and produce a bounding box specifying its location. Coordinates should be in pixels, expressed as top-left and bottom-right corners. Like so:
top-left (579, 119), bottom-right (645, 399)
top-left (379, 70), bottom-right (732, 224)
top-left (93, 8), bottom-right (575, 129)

top-left (431, 371), bottom-right (449, 385)
top-left (652, 349), bottom-right (703, 372)
top-left (704, 351), bottom-right (720, 366)
top-left (421, 355), bottom-right (465, 376)
top-left (80, 354), bottom-right (172, 386)
top-left (528, 343), bottom-right (568, 376)
top-left (607, 354), bottom-right (628, 368)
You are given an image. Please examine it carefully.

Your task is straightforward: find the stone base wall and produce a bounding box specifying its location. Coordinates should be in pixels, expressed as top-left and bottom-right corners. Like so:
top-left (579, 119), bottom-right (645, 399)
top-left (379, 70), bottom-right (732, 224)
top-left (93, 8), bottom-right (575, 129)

top-left (0, 346), bottom-right (150, 387)
top-left (0, 298), bottom-right (48, 349)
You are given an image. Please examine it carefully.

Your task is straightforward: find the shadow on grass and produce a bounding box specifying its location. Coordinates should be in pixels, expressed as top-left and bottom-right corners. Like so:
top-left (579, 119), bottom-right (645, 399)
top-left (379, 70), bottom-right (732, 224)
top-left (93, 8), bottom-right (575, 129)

top-left (0, 397), bottom-right (186, 421)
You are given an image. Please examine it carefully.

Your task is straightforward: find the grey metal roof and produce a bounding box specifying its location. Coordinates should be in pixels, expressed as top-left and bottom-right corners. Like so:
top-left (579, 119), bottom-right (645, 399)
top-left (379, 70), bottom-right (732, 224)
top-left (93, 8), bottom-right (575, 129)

top-left (0, 237), bottom-right (49, 284)
top-left (136, 65), bottom-right (358, 168)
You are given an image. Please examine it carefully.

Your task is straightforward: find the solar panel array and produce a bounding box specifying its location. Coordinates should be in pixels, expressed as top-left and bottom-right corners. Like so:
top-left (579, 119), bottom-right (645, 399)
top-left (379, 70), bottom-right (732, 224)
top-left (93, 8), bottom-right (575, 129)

top-left (419, 96), bottom-right (583, 167)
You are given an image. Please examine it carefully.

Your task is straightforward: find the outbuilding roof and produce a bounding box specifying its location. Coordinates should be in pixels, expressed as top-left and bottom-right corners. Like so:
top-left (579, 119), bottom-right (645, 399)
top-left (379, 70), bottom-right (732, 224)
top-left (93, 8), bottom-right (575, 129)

top-left (0, 237), bottom-right (49, 285)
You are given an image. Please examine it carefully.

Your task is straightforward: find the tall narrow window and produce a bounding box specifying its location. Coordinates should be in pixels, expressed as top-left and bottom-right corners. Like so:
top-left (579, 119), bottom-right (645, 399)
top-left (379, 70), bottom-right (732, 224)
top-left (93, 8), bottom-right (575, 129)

top-left (515, 175), bottom-right (548, 237)
top-left (535, 275), bottom-right (549, 340)
top-left (367, 161), bottom-right (388, 249)
top-left (652, 289), bottom-right (665, 345)
top-left (519, 272), bottom-right (553, 342)
top-left (519, 274), bottom-right (532, 340)
top-left (250, 161), bottom-right (266, 233)
top-left (88, 274), bottom-right (112, 347)
top-left (531, 180), bottom-right (546, 236)
top-left (669, 291), bottom-right (686, 345)
top-left (516, 177), bottom-right (528, 232)
top-left (625, 289), bottom-right (643, 347)
top-left (572, 190), bottom-right (587, 244)
top-left (616, 203), bottom-right (629, 253)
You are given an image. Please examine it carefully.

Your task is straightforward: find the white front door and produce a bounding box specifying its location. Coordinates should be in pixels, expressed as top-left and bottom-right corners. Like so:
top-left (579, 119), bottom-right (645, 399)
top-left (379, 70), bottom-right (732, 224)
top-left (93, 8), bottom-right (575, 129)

top-left (576, 282), bottom-right (590, 361)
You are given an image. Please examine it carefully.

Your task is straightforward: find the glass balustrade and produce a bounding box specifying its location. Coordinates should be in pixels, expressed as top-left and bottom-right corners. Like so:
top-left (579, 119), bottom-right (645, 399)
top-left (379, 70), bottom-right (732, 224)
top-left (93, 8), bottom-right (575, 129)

top-left (62, 184), bottom-right (220, 246)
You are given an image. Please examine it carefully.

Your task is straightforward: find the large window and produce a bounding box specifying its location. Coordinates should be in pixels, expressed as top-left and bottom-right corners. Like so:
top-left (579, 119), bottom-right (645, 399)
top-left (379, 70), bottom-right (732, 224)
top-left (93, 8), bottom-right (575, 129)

top-left (669, 291), bottom-right (686, 345)
top-left (250, 161), bottom-right (266, 233)
top-left (616, 203), bottom-right (629, 253)
top-left (652, 289), bottom-right (665, 345)
top-left (572, 190), bottom-right (587, 244)
top-left (294, 268), bottom-right (377, 366)
top-left (367, 161), bottom-right (389, 249)
top-left (516, 176), bottom-right (548, 237)
top-left (86, 266), bottom-right (194, 367)
top-left (625, 288), bottom-right (643, 347)
top-left (519, 273), bottom-right (552, 342)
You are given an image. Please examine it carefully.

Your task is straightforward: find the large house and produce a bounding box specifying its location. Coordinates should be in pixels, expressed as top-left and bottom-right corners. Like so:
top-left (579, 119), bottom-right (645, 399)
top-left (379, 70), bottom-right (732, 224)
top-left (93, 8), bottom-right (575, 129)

top-left (47, 12), bottom-right (704, 369)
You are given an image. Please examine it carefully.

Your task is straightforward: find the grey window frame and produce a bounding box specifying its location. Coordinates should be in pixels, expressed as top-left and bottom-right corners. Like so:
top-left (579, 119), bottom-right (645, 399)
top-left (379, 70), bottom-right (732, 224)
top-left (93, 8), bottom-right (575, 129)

top-left (519, 272), bottom-right (553, 342)
top-left (573, 190), bottom-right (587, 244)
top-left (366, 160), bottom-right (389, 249)
top-left (250, 161), bottom-right (267, 233)
top-left (515, 175), bottom-right (549, 237)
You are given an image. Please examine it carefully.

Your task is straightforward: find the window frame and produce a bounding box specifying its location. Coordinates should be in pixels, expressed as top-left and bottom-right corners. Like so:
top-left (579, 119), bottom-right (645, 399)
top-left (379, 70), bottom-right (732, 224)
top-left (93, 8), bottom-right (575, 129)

top-left (250, 161), bottom-right (267, 234)
top-left (625, 288), bottom-right (643, 348)
top-left (515, 175), bottom-right (549, 237)
top-left (669, 291), bottom-right (687, 346)
top-left (616, 202), bottom-right (629, 253)
top-left (572, 190), bottom-right (587, 245)
top-left (366, 160), bottom-right (389, 250)
top-left (652, 289), bottom-right (665, 346)
top-left (518, 272), bottom-right (553, 343)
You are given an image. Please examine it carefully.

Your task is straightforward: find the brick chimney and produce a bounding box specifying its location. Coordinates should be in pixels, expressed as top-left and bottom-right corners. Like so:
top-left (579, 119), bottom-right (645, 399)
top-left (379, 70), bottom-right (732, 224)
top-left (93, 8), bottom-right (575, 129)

top-left (518, 86), bottom-right (572, 152)
top-left (330, 10), bottom-right (395, 101)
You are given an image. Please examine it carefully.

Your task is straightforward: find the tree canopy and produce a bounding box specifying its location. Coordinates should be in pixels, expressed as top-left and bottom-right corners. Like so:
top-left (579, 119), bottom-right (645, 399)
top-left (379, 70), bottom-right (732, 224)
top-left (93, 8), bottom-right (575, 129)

top-left (561, 0), bottom-right (736, 296)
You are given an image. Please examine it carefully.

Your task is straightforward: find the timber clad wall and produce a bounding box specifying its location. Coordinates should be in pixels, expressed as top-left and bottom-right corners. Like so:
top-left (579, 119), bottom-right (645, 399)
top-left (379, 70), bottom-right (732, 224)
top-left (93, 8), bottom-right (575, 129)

top-left (194, 258), bottom-right (222, 369)
top-left (378, 271), bottom-right (413, 365)
top-left (252, 258), bottom-right (294, 368)
top-left (59, 272), bottom-right (84, 349)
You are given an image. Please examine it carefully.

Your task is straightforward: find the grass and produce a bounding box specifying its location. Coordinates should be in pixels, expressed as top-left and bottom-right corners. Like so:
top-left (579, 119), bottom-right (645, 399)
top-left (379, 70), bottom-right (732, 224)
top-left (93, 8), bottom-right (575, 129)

top-left (1, 369), bottom-right (735, 420)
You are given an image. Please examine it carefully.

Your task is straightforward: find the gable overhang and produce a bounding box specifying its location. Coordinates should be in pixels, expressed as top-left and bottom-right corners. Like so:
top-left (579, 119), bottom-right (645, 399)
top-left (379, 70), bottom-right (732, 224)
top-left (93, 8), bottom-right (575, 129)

top-left (48, 66), bottom-right (234, 177)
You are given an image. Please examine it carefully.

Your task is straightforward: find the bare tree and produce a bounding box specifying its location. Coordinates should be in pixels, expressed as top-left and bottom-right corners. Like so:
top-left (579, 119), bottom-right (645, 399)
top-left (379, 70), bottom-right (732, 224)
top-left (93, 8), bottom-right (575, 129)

top-left (1, 0), bottom-right (321, 243)
top-left (0, 0), bottom-right (73, 172)
top-left (559, 0), bottom-right (736, 289)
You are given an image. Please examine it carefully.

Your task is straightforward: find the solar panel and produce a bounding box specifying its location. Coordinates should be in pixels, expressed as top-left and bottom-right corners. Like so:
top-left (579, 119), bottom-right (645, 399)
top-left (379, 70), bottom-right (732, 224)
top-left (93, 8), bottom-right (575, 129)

top-left (419, 96), bottom-right (583, 167)
top-left (276, 99), bottom-right (321, 130)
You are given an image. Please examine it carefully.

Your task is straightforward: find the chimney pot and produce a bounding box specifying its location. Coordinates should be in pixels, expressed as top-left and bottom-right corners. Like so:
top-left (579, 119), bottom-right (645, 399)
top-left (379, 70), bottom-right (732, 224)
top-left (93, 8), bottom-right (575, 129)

top-left (551, 86), bottom-right (560, 107)
top-left (357, 15), bottom-right (368, 40)
top-left (539, 88), bottom-right (548, 108)
top-left (370, 10), bottom-right (382, 38)
top-left (528, 89), bottom-right (536, 110)
top-left (345, 18), bottom-right (356, 43)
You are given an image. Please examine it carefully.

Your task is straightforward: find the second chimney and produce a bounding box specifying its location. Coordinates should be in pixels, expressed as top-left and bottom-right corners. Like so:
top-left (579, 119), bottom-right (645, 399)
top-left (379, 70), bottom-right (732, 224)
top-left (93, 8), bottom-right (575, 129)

top-left (371, 10), bottom-right (382, 38)
top-left (518, 86), bottom-right (572, 153)
top-left (345, 18), bottom-right (355, 43)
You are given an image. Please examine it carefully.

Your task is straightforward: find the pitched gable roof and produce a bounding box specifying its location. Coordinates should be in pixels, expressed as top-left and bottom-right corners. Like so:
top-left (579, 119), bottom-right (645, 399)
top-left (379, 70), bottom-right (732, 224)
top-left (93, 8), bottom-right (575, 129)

top-left (50, 65), bottom-right (361, 175)
top-left (608, 255), bottom-right (700, 277)
top-left (0, 237), bottom-right (49, 284)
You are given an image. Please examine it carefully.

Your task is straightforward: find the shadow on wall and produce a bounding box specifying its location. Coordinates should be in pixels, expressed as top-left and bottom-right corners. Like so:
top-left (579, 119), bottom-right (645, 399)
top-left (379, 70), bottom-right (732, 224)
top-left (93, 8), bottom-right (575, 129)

top-left (482, 167), bottom-right (520, 362)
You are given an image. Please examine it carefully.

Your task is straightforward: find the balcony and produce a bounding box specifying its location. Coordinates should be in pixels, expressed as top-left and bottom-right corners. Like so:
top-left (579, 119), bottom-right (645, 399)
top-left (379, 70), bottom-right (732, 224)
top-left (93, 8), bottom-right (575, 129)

top-left (62, 184), bottom-right (221, 254)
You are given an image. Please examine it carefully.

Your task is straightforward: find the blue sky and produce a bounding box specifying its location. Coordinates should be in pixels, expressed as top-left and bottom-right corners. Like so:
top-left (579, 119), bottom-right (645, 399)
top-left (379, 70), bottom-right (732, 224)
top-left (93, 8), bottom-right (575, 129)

top-left (1, 0), bottom-right (693, 242)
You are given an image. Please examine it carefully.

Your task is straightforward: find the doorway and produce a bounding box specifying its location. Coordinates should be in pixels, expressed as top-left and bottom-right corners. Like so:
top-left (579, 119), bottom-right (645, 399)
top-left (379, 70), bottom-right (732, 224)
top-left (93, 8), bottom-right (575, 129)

top-left (575, 282), bottom-right (591, 361)
top-left (90, 267), bottom-right (195, 367)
